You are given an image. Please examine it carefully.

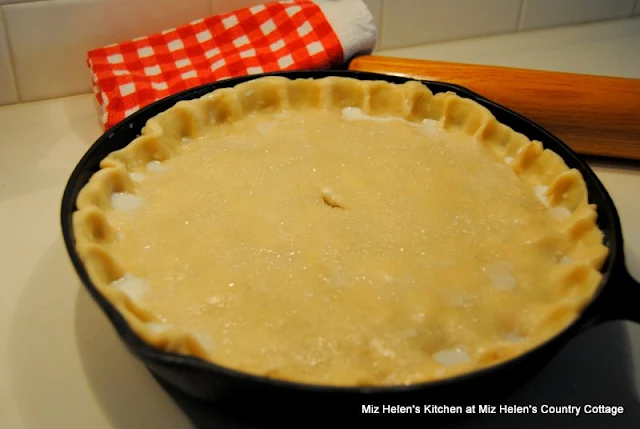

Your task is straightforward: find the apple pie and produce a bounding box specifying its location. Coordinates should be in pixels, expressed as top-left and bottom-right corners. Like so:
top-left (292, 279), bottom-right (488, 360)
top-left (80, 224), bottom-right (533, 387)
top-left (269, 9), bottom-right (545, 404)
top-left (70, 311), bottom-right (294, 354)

top-left (73, 76), bottom-right (608, 386)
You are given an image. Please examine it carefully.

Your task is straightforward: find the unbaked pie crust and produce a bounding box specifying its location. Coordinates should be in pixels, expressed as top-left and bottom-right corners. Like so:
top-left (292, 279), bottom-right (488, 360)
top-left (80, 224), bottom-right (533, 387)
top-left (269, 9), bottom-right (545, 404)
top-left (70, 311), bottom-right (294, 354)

top-left (73, 76), bottom-right (608, 386)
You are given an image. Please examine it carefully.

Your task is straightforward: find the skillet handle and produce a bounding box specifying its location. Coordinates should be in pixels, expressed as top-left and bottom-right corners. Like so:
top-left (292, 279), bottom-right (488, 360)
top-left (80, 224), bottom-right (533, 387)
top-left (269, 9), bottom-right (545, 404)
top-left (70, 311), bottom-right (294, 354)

top-left (598, 266), bottom-right (640, 325)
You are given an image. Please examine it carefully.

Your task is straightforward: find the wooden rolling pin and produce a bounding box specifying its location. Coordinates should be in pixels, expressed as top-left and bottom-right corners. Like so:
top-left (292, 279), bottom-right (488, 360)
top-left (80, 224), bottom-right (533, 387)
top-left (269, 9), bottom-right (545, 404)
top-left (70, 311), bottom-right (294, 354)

top-left (348, 55), bottom-right (640, 161)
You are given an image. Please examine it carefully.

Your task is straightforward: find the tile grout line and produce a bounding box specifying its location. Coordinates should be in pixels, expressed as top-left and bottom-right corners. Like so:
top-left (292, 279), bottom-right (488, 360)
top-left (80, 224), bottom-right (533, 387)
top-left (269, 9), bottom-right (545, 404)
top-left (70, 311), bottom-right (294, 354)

top-left (516, 0), bottom-right (525, 31)
top-left (375, 0), bottom-right (384, 51)
top-left (0, 6), bottom-right (22, 103)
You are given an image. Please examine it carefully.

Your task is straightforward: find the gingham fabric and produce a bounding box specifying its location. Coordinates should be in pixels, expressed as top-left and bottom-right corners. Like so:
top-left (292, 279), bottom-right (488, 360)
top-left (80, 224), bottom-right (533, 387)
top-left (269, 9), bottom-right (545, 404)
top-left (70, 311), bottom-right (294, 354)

top-left (88, 0), bottom-right (375, 130)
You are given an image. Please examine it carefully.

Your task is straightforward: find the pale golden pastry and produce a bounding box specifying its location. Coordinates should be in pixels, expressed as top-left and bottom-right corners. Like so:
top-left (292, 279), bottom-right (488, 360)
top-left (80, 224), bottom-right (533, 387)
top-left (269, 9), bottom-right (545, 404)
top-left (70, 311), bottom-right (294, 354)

top-left (73, 76), bottom-right (608, 386)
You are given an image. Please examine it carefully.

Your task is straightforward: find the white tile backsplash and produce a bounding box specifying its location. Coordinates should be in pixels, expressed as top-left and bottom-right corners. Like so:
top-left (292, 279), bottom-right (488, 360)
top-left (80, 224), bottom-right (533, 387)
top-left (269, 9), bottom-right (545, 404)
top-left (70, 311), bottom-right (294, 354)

top-left (3, 0), bottom-right (211, 102)
top-left (0, 10), bottom-right (18, 104)
top-left (379, 0), bottom-right (522, 49)
top-left (210, 0), bottom-right (264, 15)
top-left (519, 0), bottom-right (636, 30)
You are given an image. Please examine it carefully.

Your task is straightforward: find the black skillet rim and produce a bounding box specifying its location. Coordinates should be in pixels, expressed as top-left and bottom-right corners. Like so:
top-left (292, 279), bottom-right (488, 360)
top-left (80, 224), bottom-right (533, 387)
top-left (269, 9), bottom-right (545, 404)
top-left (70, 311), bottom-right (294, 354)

top-left (60, 69), bottom-right (622, 396)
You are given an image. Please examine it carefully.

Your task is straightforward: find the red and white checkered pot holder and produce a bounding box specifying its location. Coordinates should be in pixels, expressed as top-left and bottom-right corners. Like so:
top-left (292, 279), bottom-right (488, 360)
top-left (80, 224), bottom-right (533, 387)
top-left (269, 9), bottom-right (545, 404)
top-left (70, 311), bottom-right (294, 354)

top-left (87, 0), bottom-right (377, 130)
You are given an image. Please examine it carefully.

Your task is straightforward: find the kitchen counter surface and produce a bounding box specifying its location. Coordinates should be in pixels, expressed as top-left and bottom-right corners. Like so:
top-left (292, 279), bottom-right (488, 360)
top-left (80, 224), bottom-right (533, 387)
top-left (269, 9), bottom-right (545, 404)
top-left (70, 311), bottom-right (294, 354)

top-left (1, 18), bottom-right (639, 429)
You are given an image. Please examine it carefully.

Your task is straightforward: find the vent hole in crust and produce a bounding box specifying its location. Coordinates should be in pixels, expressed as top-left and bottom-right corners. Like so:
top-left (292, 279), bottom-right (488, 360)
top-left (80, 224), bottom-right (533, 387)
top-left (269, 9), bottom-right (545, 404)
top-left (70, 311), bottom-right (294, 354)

top-left (321, 187), bottom-right (345, 209)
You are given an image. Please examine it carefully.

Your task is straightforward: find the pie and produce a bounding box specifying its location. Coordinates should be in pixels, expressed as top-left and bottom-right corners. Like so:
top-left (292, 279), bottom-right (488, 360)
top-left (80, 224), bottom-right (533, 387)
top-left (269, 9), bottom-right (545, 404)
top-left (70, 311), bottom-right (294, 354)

top-left (73, 76), bottom-right (608, 386)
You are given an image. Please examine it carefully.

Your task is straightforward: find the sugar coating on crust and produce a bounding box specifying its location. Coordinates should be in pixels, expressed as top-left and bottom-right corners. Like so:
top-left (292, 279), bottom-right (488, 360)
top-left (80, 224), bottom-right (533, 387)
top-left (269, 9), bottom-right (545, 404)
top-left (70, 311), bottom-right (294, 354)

top-left (73, 76), bottom-right (608, 386)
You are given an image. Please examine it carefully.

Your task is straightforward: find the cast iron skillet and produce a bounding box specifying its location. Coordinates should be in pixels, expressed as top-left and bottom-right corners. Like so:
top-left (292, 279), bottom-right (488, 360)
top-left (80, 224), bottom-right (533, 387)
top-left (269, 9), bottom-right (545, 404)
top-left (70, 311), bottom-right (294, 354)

top-left (60, 70), bottom-right (640, 422)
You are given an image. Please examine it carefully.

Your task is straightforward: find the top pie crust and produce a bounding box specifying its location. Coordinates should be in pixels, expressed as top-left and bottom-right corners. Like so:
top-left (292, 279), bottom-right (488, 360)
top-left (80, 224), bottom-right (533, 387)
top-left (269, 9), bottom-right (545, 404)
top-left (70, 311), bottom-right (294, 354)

top-left (73, 76), bottom-right (608, 386)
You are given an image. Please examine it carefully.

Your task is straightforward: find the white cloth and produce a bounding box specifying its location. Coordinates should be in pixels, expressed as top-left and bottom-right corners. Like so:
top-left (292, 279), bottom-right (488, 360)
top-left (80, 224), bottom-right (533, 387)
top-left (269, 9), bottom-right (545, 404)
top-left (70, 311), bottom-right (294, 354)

top-left (313, 0), bottom-right (378, 60)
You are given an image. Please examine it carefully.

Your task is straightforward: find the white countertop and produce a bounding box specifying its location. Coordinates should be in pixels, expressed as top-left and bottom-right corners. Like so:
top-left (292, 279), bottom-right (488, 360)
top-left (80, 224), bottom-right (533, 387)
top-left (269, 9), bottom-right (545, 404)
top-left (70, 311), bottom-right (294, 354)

top-left (1, 18), bottom-right (639, 429)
